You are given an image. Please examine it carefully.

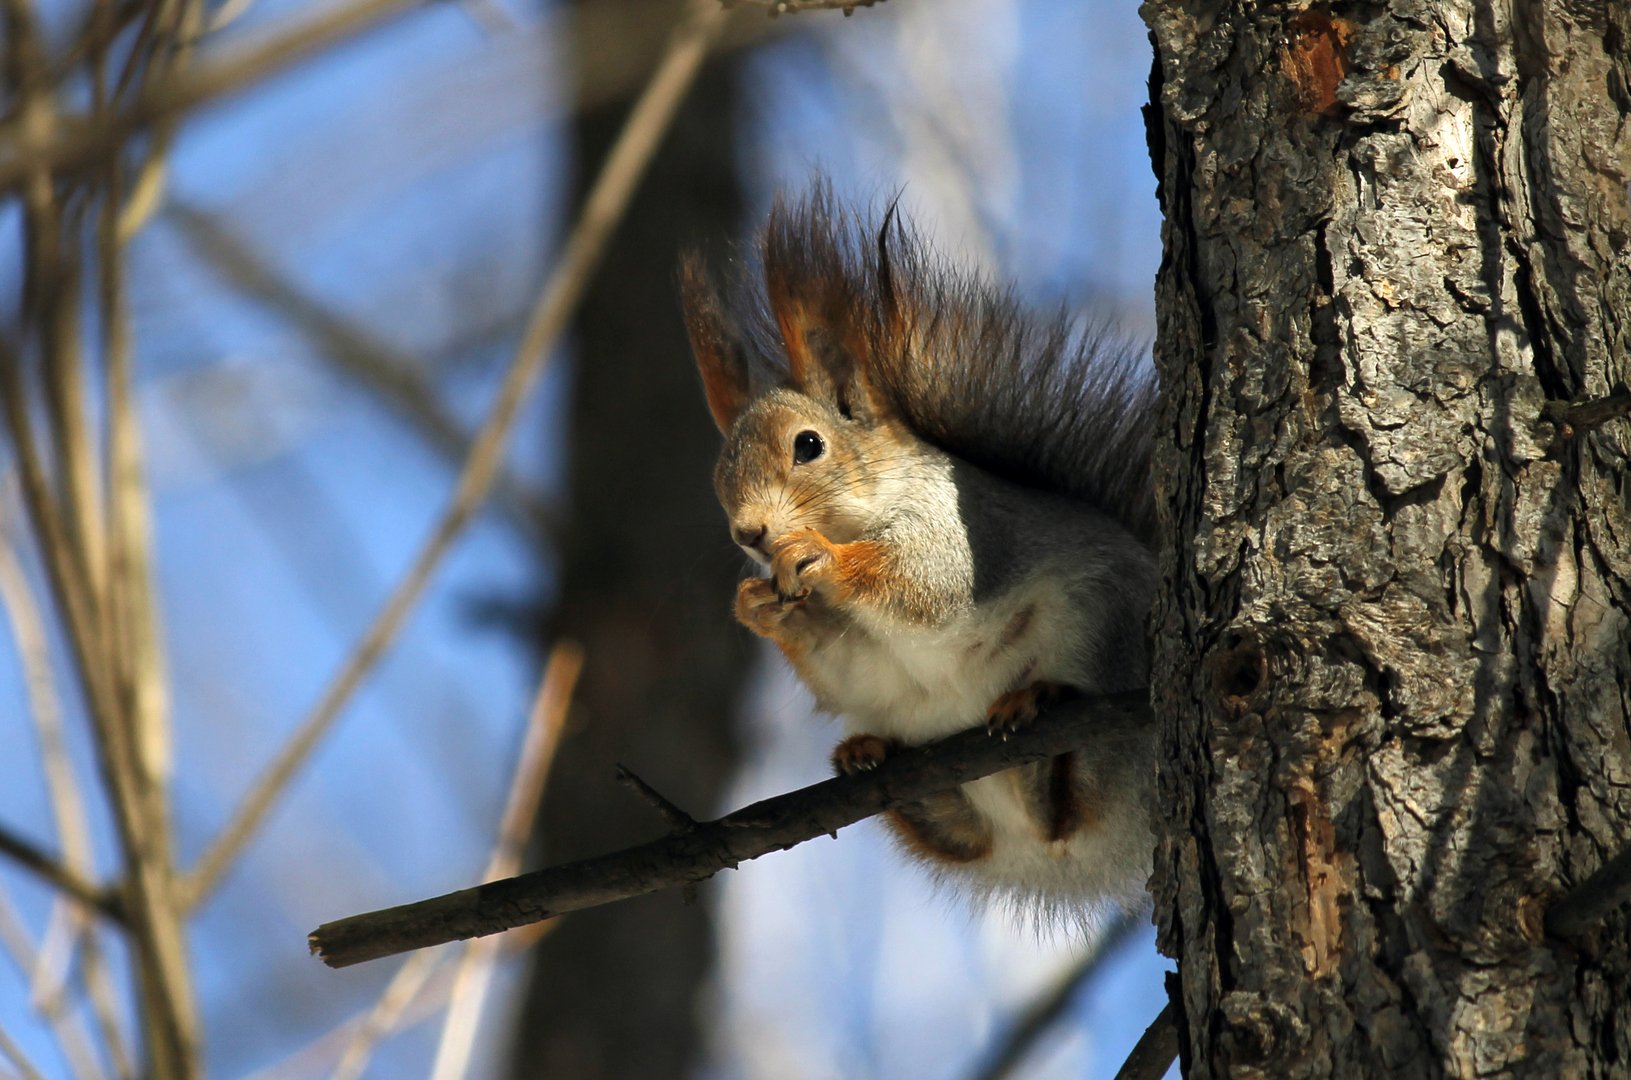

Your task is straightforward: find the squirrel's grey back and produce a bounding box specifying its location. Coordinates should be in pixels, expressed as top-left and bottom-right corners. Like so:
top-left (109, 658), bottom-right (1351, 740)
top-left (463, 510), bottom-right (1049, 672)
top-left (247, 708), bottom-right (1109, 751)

top-left (726, 188), bottom-right (1158, 544)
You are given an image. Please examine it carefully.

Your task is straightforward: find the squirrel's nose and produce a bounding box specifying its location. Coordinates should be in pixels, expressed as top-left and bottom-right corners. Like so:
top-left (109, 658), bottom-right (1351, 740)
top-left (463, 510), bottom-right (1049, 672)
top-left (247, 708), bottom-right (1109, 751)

top-left (732, 523), bottom-right (768, 555)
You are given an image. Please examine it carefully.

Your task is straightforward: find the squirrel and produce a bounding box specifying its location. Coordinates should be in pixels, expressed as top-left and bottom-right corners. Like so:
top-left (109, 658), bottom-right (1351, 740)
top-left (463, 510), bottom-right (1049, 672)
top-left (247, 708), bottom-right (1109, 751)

top-left (679, 189), bottom-right (1159, 919)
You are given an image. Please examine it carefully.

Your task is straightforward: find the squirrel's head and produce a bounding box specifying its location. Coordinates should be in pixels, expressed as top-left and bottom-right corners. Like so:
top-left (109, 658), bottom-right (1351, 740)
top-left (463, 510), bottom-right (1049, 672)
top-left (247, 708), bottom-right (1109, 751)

top-left (681, 188), bottom-right (1160, 555)
top-left (679, 203), bottom-right (929, 565)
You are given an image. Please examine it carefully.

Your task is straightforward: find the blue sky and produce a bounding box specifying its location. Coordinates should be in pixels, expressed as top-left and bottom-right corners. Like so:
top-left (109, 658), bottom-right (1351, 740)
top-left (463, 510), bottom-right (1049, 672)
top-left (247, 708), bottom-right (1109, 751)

top-left (0, 1), bottom-right (1169, 1076)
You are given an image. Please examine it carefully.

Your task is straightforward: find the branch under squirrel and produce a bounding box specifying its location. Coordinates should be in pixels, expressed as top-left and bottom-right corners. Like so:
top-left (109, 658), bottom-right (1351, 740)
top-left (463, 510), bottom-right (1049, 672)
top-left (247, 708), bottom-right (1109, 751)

top-left (309, 690), bottom-right (1150, 968)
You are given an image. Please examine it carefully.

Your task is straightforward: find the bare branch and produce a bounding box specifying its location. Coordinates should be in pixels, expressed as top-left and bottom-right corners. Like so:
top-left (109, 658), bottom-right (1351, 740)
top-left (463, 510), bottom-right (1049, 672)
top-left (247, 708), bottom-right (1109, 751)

top-left (243, 924), bottom-right (552, 1080)
top-left (614, 765), bottom-right (699, 833)
top-left (0, 506), bottom-right (112, 975)
top-left (309, 691), bottom-right (1151, 968)
top-left (3, 3), bottom-right (202, 1069)
top-left (1111, 1001), bottom-right (1178, 1080)
top-left (0, 0), bottom-right (425, 191)
top-left (183, 0), bottom-right (732, 912)
top-left (1542, 389), bottom-right (1631, 441)
top-left (0, 887), bottom-right (112, 1080)
top-left (1546, 844), bottom-right (1631, 940)
top-left (0, 827), bottom-right (119, 923)
top-left (722, 0), bottom-right (885, 15)
top-left (0, 0), bottom-right (790, 195)
top-left (965, 915), bottom-right (1142, 1080)
top-left (0, 1021), bottom-right (49, 1080)
top-left (69, 934), bottom-right (132, 1080)
top-left (2, 266), bottom-right (194, 1080)
top-left (327, 953), bottom-right (443, 1080)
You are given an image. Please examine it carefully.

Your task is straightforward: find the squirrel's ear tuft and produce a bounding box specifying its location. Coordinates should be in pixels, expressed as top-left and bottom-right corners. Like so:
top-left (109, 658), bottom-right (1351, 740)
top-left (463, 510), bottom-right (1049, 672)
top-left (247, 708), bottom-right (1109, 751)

top-left (763, 197), bottom-right (886, 423)
top-left (679, 254), bottom-right (753, 434)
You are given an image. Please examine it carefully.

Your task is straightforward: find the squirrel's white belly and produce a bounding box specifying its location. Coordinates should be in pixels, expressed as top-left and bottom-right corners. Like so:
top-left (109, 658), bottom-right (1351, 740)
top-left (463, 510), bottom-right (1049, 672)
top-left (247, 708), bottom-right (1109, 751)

top-left (805, 579), bottom-right (1087, 743)
top-left (964, 771), bottom-right (1151, 910)
top-left (796, 580), bottom-right (1145, 909)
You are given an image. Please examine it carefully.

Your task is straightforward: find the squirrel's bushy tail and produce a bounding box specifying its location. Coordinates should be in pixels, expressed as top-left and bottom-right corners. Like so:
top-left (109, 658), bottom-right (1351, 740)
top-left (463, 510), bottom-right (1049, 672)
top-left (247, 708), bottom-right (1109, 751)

top-left (698, 186), bottom-right (1159, 543)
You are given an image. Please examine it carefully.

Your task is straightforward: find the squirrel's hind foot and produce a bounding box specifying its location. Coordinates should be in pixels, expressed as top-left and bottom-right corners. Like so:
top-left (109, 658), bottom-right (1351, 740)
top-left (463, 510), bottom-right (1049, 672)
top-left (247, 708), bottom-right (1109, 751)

top-left (831, 733), bottom-right (902, 774)
top-left (986, 681), bottom-right (1072, 738)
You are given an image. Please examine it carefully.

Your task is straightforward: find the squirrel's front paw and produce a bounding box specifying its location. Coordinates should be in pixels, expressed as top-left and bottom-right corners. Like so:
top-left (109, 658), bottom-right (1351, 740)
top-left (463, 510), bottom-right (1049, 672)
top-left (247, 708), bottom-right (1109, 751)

top-left (770, 529), bottom-right (835, 601)
top-left (986, 682), bottom-right (1071, 738)
top-left (735, 577), bottom-right (797, 638)
top-left (831, 733), bottom-right (901, 774)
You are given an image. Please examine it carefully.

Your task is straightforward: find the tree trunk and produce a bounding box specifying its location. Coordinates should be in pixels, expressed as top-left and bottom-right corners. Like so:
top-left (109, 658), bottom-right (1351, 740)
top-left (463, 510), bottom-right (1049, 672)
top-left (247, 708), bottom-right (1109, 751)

top-left (1141, 1), bottom-right (1631, 1076)
top-left (506, 8), bottom-right (747, 1077)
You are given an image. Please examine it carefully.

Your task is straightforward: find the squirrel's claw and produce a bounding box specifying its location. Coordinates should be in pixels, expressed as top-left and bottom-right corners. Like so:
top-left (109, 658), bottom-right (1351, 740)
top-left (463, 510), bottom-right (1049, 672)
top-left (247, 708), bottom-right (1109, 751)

top-left (831, 733), bottom-right (901, 774)
top-left (986, 682), bottom-right (1070, 738)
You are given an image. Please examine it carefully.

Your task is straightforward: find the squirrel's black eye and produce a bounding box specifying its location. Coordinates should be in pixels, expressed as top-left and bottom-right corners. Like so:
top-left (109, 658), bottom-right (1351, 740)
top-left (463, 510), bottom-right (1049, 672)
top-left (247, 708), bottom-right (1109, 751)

top-left (792, 430), bottom-right (825, 465)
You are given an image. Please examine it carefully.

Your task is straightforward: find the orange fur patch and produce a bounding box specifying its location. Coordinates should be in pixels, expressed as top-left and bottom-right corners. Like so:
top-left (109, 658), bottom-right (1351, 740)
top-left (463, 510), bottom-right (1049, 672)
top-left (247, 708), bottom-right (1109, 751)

top-left (771, 294), bottom-right (819, 385)
top-left (828, 537), bottom-right (941, 624)
top-left (773, 637), bottom-right (821, 686)
top-left (881, 807), bottom-right (993, 864)
top-left (679, 257), bottom-right (751, 432)
top-left (828, 538), bottom-right (893, 601)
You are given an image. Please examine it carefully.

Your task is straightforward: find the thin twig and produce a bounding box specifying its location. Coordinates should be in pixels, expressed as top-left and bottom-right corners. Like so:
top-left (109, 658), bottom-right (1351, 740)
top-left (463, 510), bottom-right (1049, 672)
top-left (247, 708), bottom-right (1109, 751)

top-left (614, 765), bottom-right (699, 833)
top-left (0, 480), bottom-right (95, 885)
top-left (0, 0), bottom-right (427, 191)
top-left (0, 508), bottom-right (113, 1012)
top-left (426, 642), bottom-right (583, 1080)
top-left (965, 915), bottom-right (1141, 1080)
top-left (2, 19), bottom-right (200, 1076)
top-left (78, 72), bottom-right (163, 1079)
top-left (242, 923), bottom-right (550, 1080)
top-left (1546, 844), bottom-right (1631, 939)
top-left (184, 0), bottom-right (733, 911)
top-left (71, 933), bottom-right (132, 1080)
top-left (326, 953), bottom-right (443, 1080)
top-left (101, 124), bottom-right (175, 812)
top-left (331, 646), bottom-right (581, 1080)
top-left (722, 0), bottom-right (885, 14)
top-left (0, 888), bottom-right (110, 1080)
top-left (2, 346), bottom-right (192, 1072)
top-left (9, 0), bottom-right (113, 626)
top-left (92, 13), bottom-right (205, 1066)
top-left (16, 0), bottom-right (782, 199)
top-left (0, 828), bottom-right (119, 923)
top-left (0, 1022), bottom-right (49, 1080)
top-left (8, 0), bottom-right (202, 1074)
top-left (0, 333), bottom-right (160, 1078)
top-left (1542, 389), bottom-right (1631, 440)
top-left (1112, 1001), bottom-right (1179, 1080)
top-left (0, 372), bottom-right (169, 1071)
top-left (309, 692), bottom-right (1152, 967)
top-left (165, 203), bottom-right (555, 542)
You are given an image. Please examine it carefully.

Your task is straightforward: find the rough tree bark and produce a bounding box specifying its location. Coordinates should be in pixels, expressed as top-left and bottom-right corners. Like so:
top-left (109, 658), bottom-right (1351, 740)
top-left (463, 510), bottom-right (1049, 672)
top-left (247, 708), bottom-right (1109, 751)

top-left (1142, 1), bottom-right (1631, 1076)
top-left (505, 6), bottom-right (748, 1077)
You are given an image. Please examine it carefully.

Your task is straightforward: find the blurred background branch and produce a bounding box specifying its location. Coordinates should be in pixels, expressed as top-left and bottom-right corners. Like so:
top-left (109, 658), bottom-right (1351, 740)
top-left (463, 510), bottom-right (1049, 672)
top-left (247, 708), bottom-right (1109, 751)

top-left (165, 207), bottom-right (558, 569)
top-left (180, 0), bottom-right (732, 914)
